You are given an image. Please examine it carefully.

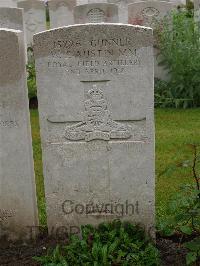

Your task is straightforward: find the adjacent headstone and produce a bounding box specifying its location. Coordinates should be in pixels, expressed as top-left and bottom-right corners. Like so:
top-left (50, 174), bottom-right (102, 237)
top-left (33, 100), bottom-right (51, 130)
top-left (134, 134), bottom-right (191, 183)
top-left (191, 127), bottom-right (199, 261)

top-left (0, 7), bottom-right (24, 31)
top-left (194, 0), bottom-right (200, 30)
top-left (76, 0), bottom-right (88, 4)
top-left (49, 0), bottom-right (76, 29)
top-left (17, 0), bottom-right (46, 46)
top-left (170, 0), bottom-right (185, 5)
top-left (76, 0), bottom-right (107, 4)
top-left (34, 24), bottom-right (155, 235)
top-left (74, 3), bottom-right (118, 23)
top-left (0, 28), bottom-right (38, 240)
top-left (128, 1), bottom-right (174, 80)
top-left (0, 0), bottom-right (18, 8)
top-left (128, 1), bottom-right (174, 28)
top-left (108, 0), bottom-right (129, 23)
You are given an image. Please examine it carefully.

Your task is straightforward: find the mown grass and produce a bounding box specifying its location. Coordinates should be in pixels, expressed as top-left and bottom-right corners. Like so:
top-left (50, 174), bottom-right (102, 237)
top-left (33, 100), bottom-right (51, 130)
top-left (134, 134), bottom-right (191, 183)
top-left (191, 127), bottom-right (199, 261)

top-left (155, 109), bottom-right (200, 220)
top-left (30, 109), bottom-right (200, 225)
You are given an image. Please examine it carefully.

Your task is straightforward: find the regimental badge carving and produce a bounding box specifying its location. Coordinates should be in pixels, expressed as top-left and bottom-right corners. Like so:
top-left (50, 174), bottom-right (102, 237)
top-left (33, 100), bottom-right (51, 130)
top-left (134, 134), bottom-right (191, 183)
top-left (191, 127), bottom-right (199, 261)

top-left (141, 7), bottom-right (160, 27)
top-left (87, 8), bottom-right (106, 23)
top-left (65, 85), bottom-right (132, 142)
top-left (141, 7), bottom-right (160, 18)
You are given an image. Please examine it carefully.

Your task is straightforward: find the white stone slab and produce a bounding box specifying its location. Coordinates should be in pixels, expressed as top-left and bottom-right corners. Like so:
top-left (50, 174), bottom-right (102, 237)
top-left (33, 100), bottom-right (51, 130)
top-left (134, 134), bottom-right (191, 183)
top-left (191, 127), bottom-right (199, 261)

top-left (108, 0), bottom-right (130, 23)
top-left (17, 0), bottom-right (46, 46)
top-left (48, 0), bottom-right (76, 29)
top-left (0, 28), bottom-right (38, 241)
top-left (34, 24), bottom-right (155, 235)
top-left (0, 7), bottom-right (28, 61)
top-left (74, 3), bottom-right (119, 23)
top-left (0, 7), bottom-right (24, 31)
top-left (128, 1), bottom-right (174, 28)
top-left (170, 0), bottom-right (185, 5)
top-left (194, 0), bottom-right (200, 28)
top-left (0, 0), bottom-right (18, 7)
top-left (128, 1), bottom-right (175, 80)
top-left (76, 0), bottom-right (107, 4)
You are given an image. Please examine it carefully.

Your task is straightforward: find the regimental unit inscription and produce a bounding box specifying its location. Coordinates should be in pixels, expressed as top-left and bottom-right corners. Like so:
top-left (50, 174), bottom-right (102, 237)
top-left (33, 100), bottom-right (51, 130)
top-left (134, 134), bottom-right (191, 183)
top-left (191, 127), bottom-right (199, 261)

top-left (65, 84), bottom-right (132, 142)
top-left (47, 37), bottom-right (142, 76)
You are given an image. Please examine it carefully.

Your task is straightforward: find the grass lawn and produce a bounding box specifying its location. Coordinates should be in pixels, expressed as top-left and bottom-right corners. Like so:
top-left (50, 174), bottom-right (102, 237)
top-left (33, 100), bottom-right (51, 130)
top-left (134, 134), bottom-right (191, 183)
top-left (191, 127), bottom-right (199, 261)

top-left (30, 109), bottom-right (200, 226)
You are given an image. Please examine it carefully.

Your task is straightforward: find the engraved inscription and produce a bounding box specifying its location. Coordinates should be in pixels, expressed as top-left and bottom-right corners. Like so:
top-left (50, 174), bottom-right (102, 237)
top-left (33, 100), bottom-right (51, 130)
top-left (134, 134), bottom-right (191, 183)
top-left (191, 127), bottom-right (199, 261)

top-left (47, 37), bottom-right (141, 76)
top-left (0, 103), bottom-right (19, 128)
top-left (65, 84), bottom-right (132, 141)
top-left (0, 120), bottom-right (18, 128)
top-left (87, 8), bottom-right (106, 23)
top-left (0, 209), bottom-right (16, 222)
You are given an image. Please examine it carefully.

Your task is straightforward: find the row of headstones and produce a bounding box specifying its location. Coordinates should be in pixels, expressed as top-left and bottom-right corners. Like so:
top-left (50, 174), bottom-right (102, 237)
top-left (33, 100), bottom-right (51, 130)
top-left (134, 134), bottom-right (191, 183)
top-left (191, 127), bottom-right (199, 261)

top-left (0, 0), bottom-right (178, 80)
top-left (0, 0), bottom-right (185, 47)
top-left (0, 21), bottom-right (155, 240)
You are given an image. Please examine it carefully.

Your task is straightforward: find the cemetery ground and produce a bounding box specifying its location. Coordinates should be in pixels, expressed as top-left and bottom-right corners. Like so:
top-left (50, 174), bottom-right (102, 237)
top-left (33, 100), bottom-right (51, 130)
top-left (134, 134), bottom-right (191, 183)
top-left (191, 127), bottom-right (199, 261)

top-left (0, 108), bottom-right (199, 266)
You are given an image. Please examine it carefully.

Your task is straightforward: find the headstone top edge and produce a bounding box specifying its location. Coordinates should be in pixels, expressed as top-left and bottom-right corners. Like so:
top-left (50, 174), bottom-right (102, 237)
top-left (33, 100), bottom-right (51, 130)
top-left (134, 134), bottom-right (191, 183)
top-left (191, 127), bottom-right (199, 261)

top-left (0, 7), bottom-right (24, 11)
top-left (33, 22), bottom-right (153, 40)
top-left (75, 3), bottom-right (118, 7)
top-left (48, 0), bottom-right (75, 2)
top-left (128, 1), bottom-right (174, 5)
top-left (0, 28), bottom-right (22, 34)
top-left (48, 0), bottom-right (76, 9)
top-left (17, 0), bottom-right (44, 3)
top-left (17, 0), bottom-right (45, 7)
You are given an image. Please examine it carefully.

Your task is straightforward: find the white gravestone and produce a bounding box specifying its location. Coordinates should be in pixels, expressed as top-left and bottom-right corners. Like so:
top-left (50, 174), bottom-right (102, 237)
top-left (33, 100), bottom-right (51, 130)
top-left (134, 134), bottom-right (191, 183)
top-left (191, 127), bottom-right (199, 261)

top-left (0, 7), bottom-right (24, 31)
top-left (128, 1), bottom-right (174, 28)
top-left (124, 0), bottom-right (184, 5)
top-left (74, 3), bottom-right (119, 23)
top-left (0, 7), bottom-right (27, 61)
top-left (48, 0), bottom-right (76, 29)
top-left (108, 0), bottom-right (129, 23)
top-left (128, 1), bottom-right (174, 80)
top-left (170, 0), bottom-right (185, 5)
top-left (0, 29), bottom-right (38, 240)
top-left (17, 0), bottom-right (46, 47)
top-left (76, 0), bottom-right (107, 4)
top-left (34, 24), bottom-right (155, 235)
top-left (194, 0), bottom-right (200, 30)
top-left (0, 0), bottom-right (18, 7)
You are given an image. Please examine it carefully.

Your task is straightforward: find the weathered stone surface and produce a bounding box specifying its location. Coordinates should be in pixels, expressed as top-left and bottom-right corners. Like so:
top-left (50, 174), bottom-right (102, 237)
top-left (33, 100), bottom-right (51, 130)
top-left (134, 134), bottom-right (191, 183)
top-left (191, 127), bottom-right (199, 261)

top-left (128, 1), bottom-right (174, 28)
top-left (194, 0), bottom-right (200, 9)
top-left (170, 0), bottom-right (185, 5)
top-left (108, 0), bottom-right (130, 23)
top-left (76, 0), bottom-right (107, 4)
top-left (0, 7), bottom-right (24, 31)
top-left (49, 0), bottom-right (76, 29)
top-left (0, 29), bottom-right (38, 240)
top-left (0, 0), bottom-right (18, 7)
top-left (34, 24), bottom-right (155, 235)
top-left (74, 3), bottom-right (118, 23)
top-left (194, 0), bottom-right (200, 29)
top-left (17, 0), bottom-right (46, 46)
top-left (128, 1), bottom-right (174, 80)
